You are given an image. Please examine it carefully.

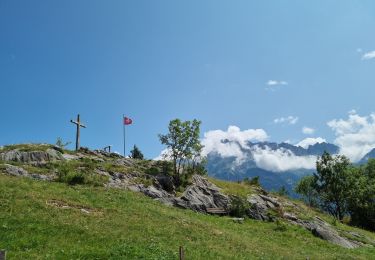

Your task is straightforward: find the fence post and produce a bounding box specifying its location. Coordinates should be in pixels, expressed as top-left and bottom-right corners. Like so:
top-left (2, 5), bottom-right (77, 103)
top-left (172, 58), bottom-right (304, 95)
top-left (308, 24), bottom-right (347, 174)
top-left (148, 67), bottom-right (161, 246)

top-left (179, 246), bottom-right (184, 260)
top-left (0, 250), bottom-right (6, 260)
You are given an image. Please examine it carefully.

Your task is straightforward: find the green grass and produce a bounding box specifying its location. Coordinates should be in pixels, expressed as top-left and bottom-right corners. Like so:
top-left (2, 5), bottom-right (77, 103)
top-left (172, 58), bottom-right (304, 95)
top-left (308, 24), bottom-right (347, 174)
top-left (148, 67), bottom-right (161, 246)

top-left (209, 177), bottom-right (255, 198)
top-left (0, 144), bottom-right (53, 152)
top-left (1, 175), bottom-right (375, 259)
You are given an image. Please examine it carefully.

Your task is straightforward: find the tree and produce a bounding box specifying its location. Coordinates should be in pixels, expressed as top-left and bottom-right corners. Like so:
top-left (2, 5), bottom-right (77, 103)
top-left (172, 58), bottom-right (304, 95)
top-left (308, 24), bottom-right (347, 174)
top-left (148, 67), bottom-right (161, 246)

top-left (347, 160), bottom-right (375, 230)
top-left (55, 137), bottom-right (71, 149)
top-left (129, 145), bottom-right (144, 160)
top-left (314, 151), bottom-right (353, 220)
top-left (295, 175), bottom-right (318, 207)
top-left (277, 185), bottom-right (289, 196)
top-left (158, 119), bottom-right (203, 185)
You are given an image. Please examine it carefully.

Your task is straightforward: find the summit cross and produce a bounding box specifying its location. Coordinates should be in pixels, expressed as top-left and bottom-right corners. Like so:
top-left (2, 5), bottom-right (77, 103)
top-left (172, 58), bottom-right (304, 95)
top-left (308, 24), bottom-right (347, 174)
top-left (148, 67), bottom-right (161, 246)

top-left (70, 114), bottom-right (86, 151)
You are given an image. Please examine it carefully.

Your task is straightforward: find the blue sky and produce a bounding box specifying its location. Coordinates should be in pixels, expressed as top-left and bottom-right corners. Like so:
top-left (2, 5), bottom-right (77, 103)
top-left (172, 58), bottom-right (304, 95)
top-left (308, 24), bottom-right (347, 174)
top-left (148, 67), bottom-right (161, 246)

top-left (1, 0), bottom-right (375, 159)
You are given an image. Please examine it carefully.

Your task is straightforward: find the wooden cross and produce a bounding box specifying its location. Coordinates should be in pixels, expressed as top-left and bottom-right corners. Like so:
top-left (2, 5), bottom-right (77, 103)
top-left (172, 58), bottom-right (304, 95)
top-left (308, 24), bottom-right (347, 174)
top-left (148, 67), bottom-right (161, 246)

top-left (70, 114), bottom-right (86, 151)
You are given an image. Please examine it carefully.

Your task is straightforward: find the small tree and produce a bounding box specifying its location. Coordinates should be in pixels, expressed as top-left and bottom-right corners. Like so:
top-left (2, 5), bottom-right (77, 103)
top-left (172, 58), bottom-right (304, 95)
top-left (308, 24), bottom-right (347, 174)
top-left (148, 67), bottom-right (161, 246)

top-left (295, 175), bottom-right (318, 207)
top-left (55, 137), bottom-right (71, 149)
top-left (158, 118), bottom-right (203, 185)
top-left (314, 151), bottom-right (353, 220)
top-left (129, 145), bottom-right (144, 160)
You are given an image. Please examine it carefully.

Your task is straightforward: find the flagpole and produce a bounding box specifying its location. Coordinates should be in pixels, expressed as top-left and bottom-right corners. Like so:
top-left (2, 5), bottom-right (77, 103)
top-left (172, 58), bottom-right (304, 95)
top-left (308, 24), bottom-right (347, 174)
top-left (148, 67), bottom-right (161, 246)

top-left (123, 114), bottom-right (126, 157)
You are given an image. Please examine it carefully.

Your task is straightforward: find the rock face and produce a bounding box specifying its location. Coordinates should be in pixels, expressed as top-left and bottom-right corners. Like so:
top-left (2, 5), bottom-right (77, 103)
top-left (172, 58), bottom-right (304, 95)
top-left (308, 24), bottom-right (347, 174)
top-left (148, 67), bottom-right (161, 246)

top-left (0, 148), bottom-right (63, 164)
top-left (178, 175), bottom-right (230, 213)
top-left (3, 164), bottom-right (53, 181)
top-left (245, 193), bottom-right (361, 249)
top-left (288, 217), bottom-right (360, 249)
top-left (247, 194), bottom-right (280, 221)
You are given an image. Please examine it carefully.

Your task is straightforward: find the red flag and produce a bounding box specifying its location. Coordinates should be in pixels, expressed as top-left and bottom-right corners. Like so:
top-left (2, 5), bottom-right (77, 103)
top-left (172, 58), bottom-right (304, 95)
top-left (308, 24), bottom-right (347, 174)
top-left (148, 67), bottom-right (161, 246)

top-left (124, 116), bottom-right (133, 125)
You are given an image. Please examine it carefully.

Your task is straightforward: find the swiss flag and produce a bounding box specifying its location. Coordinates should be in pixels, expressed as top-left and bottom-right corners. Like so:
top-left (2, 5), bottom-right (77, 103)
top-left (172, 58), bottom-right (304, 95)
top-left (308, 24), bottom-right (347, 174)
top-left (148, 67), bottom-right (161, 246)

top-left (124, 116), bottom-right (133, 125)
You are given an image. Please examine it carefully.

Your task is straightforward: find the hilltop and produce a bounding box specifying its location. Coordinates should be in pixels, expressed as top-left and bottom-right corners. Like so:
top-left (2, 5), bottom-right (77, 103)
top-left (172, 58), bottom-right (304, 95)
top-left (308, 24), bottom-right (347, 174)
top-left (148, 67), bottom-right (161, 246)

top-left (1, 144), bottom-right (375, 259)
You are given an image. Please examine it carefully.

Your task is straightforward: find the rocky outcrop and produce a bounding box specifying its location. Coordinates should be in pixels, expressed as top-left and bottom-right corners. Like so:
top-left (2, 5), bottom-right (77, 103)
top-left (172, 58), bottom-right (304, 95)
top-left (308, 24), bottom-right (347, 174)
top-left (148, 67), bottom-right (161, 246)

top-left (0, 148), bottom-right (64, 164)
top-left (178, 175), bottom-right (230, 213)
top-left (2, 164), bottom-right (53, 181)
top-left (245, 193), bottom-right (362, 249)
top-left (287, 217), bottom-right (360, 249)
top-left (247, 194), bottom-right (280, 221)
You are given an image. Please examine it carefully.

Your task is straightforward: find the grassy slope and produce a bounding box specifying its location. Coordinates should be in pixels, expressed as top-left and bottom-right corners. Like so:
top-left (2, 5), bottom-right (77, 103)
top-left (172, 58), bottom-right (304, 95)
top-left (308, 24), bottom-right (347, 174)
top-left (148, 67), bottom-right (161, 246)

top-left (1, 175), bottom-right (375, 259)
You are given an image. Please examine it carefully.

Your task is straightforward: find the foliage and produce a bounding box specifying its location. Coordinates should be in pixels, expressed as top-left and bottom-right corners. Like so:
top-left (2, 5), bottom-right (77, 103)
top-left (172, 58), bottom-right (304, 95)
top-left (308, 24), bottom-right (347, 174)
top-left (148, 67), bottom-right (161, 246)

top-left (295, 175), bottom-right (318, 207)
top-left (347, 159), bottom-right (375, 231)
top-left (56, 161), bottom-right (107, 187)
top-left (129, 145), bottom-right (144, 160)
top-left (277, 186), bottom-right (289, 197)
top-left (274, 219), bottom-right (288, 232)
top-left (244, 176), bottom-right (260, 186)
top-left (158, 118), bottom-right (203, 185)
top-left (55, 137), bottom-right (71, 149)
top-left (314, 152), bottom-right (353, 220)
top-left (295, 152), bottom-right (375, 231)
top-left (229, 196), bottom-right (250, 218)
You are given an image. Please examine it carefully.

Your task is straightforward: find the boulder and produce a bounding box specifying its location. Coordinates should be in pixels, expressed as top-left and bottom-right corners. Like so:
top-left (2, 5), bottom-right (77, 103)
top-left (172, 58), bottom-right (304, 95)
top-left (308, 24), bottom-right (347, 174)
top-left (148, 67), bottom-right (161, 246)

top-left (0, 148), bottom-right (64, 164)
top-left (179, 175), bottom-right (230, 213)
top-left (246, 194), bottom-right (280, 221)
top-left (2, 164), bottom-right (53, 181)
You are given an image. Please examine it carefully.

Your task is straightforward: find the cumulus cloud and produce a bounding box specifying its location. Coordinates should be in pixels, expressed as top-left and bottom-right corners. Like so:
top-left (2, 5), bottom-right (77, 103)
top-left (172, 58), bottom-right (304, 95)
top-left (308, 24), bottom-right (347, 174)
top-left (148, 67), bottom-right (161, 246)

top-left (201, 126), bottom-right (268, 163)
top-left (273, 116), bottom-right (299, 125)
top-left (266, 80), bottom-right (288, 86)
top-left (296, 137), bottom-right (327, 149)
top-left (252, 146), bottom-right (316, 172)
top-left (362, 50), bottom-right (375, 60)
top-left (201, 125), bottom-right (317, 172)
top-left (327, 112), bottom-right (375, 162)
top-left (302, 126), bottom-right (315, 135)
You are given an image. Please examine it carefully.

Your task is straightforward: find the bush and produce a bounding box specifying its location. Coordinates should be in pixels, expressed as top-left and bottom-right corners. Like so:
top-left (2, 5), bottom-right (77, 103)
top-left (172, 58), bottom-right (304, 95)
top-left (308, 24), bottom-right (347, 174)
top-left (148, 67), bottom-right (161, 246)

top-left (229, 196), bottom-right (250, 218)
top-left (244, 176), bottom-right (260, 186)
top-left (274, 219), bottom-right (287, 232)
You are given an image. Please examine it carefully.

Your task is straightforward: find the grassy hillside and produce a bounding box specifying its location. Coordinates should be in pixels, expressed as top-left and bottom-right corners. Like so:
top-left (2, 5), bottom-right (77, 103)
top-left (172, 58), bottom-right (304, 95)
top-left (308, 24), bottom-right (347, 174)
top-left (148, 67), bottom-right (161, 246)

top-left (1, 174), bottom-right (375, 259)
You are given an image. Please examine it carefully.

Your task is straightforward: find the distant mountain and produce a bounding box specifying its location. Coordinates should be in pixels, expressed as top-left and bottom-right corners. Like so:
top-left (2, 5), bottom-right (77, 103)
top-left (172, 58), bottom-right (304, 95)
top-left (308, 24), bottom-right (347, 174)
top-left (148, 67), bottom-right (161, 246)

top-left (206, 141), bottom-right (339, 196)
top-left (358, 148), bottom-right (375, 164)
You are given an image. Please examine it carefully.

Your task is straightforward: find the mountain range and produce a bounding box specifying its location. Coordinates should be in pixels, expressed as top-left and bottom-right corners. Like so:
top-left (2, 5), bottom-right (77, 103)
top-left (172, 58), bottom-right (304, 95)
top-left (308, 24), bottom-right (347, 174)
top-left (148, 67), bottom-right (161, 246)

top-left (205, 141), bottom-right (374, 196)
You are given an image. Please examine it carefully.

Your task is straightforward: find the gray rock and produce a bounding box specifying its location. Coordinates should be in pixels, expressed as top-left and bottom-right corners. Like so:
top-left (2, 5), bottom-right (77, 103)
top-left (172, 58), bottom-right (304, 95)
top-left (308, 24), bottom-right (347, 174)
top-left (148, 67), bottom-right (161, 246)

top-left (0, 148), bottom-right (64, 164)
top-left (2, 164), bottom-right (53, 181)
top-left (3, 164), bottom-right (29, 176)
top-left (287, 216), bottom-right (359, 249)
top-left (179, 175), bottom-right (230, 213)
top-left (310, 218), bottom-right (359, 249)
top-left (246, 194), bottom-right (280, 221)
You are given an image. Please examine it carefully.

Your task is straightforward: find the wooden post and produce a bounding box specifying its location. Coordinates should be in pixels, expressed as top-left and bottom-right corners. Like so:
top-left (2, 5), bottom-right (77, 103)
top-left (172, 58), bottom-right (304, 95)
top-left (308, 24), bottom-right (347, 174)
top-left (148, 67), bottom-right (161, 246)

top-left (179, 246), bottom-right (184, 260)
top-left (0, 250), bottom-right (6, 260)
top-left (70, 114), bottom-right (86, 151)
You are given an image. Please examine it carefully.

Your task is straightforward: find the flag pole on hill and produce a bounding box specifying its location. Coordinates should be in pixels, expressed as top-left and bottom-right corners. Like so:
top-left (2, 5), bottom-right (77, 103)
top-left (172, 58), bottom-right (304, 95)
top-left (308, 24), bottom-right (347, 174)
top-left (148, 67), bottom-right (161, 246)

top-left (123, 115), bottom-right (133, 157)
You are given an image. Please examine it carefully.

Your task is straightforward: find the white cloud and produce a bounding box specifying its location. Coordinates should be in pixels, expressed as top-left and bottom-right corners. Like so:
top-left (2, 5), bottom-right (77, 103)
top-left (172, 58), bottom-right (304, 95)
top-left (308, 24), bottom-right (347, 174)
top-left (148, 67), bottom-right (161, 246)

top-left (296, 137), bottom-right (326, 149)
top-left (201, 126), bottom-right (268, 163)
top-left (252, 146), bottom-right (317, 172)
top-left (273, 116), bottom-right (299, 125)
top-left (348, 109), bottom-right (357, 115)
top-left (362, 50), bottom-right (375, 60)
top-left (302, 126), bottom-right (315, 135)
top-left (266, 80), bottom-right (288, 86)
top-left (327, 112), bottom-right (375, 162)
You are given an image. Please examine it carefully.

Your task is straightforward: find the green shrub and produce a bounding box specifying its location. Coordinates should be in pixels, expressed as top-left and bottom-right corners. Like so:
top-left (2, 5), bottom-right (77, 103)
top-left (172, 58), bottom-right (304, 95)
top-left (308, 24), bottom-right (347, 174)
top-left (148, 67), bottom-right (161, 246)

top-left (274, 219), bottom-right (287, 232)
top-left (146, 167), bottom-right (160, 176)
top-left (229, 196), bottom-right (250, 218)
